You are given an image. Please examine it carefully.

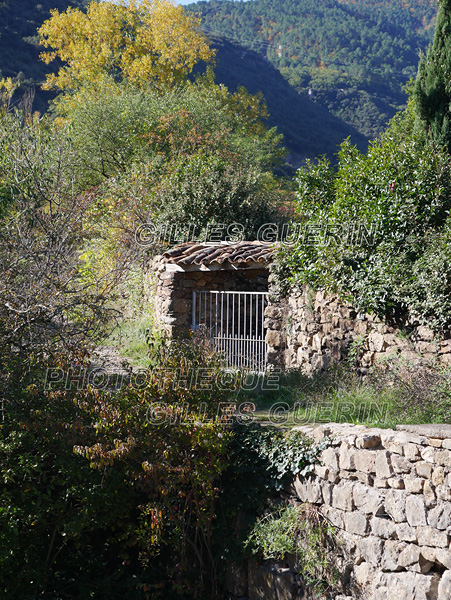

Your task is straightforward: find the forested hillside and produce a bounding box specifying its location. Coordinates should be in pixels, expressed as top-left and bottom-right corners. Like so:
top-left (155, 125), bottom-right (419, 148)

top-left (0, 0), bottom-right (438, 160)
top-left (191, 0), bottom-right (437, 144)
top-left (208, 37), bottom-right (369, 163)
top-left (0, 0), bottom-right (86, 110)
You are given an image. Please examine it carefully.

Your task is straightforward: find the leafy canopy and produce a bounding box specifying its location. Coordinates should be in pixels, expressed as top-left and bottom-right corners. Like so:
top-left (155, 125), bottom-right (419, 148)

top-left (274, 103), bottom-right (451, 330)
top-left (38, 0), bottom-right (214, 91)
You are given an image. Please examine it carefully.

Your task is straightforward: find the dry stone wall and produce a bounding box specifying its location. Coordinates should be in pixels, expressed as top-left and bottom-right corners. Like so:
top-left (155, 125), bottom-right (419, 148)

top-left (264, 285), bottom-right (451, 373)
top-left (226, 423), bottom-right (451, 600)
top-left (292, 423), bottom-right (451, 600)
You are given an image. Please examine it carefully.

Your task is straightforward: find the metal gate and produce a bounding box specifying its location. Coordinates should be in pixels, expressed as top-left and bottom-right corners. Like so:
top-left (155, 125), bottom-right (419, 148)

top-left (191, 291), bottom-right (268, 371)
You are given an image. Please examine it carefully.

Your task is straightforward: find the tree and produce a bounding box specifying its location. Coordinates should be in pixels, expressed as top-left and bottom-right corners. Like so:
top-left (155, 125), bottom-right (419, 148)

top-left (274, 105), bottom-right (451, 329)
top-left (0, 109), bottom-right (135, 380)
top-left (414, 0), bottom-right (451, 150)
top-left (38, 0), bottom-right (214, 92)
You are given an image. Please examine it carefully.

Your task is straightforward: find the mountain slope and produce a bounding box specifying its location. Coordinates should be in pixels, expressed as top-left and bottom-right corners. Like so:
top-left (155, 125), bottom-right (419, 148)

top-left (209, 37), bottom-right (368, 164)
top-left (191, 0), bottom-right (437, 142)
top-left (0, 0), bottom-right (87, 111)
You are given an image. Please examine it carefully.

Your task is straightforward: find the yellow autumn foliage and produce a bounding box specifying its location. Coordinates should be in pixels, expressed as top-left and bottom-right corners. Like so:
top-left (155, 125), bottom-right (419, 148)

top-left (38, 0), bottom-right (214, 92)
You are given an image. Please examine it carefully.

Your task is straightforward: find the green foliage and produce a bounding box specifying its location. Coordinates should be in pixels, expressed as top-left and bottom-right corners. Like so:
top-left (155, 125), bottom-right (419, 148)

top-left (246, 503), bottom-right (339, 594)
top-left (72, 79), bottom-right (284, 247)
top-left (245, 504), bottom-right (301, 560)
top-left (0, 333), bottom-right (235, 599)
top-left (275, 104), bottom-right (451, 329)
top-left (367, 356), bottom-right (451, 425)
top-left (63, 77), bottom-right (284, 183)
top-left (0, 356), bottom-right (147, 600)
top-left (214, 423), bottom-right (331, 569)
top-left (414, 0), bottom-right (451, 151)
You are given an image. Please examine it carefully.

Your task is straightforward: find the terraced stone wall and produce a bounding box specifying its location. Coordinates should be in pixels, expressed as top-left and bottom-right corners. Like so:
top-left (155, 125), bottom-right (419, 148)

top-left (264, 285), bottom-right (451, 373)
top-left (291, 423), bottom-right (451, 600)
top-left (226, 423), bottom-right (451, 600)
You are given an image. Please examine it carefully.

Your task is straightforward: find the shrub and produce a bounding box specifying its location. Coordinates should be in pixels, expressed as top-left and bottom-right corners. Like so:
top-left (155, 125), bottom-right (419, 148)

top-left (274, 104), bottom-right (451, 330)
top-left (246, 503), bottom-right (339, 595)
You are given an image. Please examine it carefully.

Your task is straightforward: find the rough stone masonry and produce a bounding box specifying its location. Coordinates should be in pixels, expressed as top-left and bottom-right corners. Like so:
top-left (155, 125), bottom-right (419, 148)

top-left (294, 423), bottom-right (451, 600)
top-left (264, 285), bottom-right (451, 374)
top-left (226, 423), bottom-right (451, 600)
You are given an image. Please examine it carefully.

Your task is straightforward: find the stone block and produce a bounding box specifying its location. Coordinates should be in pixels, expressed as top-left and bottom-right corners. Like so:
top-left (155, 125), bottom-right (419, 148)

top-left (264, 306), bottom-right (282, 319)
top-left (421, 447), bottom-right (436, 464)
top-left (374, 478), bottom-right (389, 488)
top-left (406, 496), bottom-right (428, 527)
top-left (332, 481), bottom-right (354, 511)
top-left (392, 454), bottom-right (412, 474)
top-left (423, 481), bottom-right (436, 504)
top-left (417, 325), bottom-right (435, 341)
top-left (339, 443), bottom-right (357, 471)
top-left (354, 562), bottom-right (372, 587)
top-left (320, 481), bottom-right (332, 505)
top-left (404, 477), bottom-right (424, 494)
top-left (312, 332), bottom-right (324, 352)
top-left (381, 432), bottom-right (407, 455)
top-left (435, 549), bottom-right (451, 570)
top-left (265, 330), bottom-right (282, 348)
top-left (293, 477), bottom-right (322, 504)
top-left (388, 477), bottom-right (405, 489)
top-left (344, 511), bottom-right (369, 536)
top-left (371, 516), bottom-right (397, 539)
top-left (374, 572), bottom-right (440, 600)
top-left (436, 450), bottom-right (451, 467)
top-left (415, 342), bottom-right (438, 354)
top-left (437, 484), bottom-right (451, 502)
top-left (432, 467), bottom-right (446, 487)
top-left (356, 434), bottom-right (381, 449)
top-left (376, 451), bottom-right (394, 479)
top-left (314, 465), bottom-right (328, 480)
top-left (354, 449), bottom-right (376, 473)
top-left (339, 470), bottom-right (358, 481)
top-left (353, 482), bottom-right (384, 515)
top-left (398, 544), bottom-right (434, 573)
top-left (397, 523), bottom-right (418, 543)
top-left (320, 505), bottom-right (344, 529)
top-left (417, 526), bottom-right (449, 548)
top-left (296, 332), bottom-right (311, 347)
top-left (356, 536), bottom-right (384, 567)
top-left (327, 469), bottom-right (340, 484)
top-left (404, 443), bottom-right (421, 461)
top-left (438, 570), bottom-right (451, 600)
top-left (385, 490), bottom-right (407, 523)
top-left (443, 440), bottom-right (451, 450)
top-left (321, 446), bottom-right (339, 471)
top-left (416, 461), bottom-right (434, 478)
top-left (382, 539), bottom-right (407, 571)
top-left (429, 438), bottom-right (443, 448)
top-left (369, 331), bottom-right (388, 353)
top-left (356, 472), bottom-right (373, 485)
top-left (428, 503), bottom-right (451, 530)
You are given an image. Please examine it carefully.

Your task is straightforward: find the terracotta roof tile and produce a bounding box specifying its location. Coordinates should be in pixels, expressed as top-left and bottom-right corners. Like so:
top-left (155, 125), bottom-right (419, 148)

top-left (162, 241), bottom-right (274, 266)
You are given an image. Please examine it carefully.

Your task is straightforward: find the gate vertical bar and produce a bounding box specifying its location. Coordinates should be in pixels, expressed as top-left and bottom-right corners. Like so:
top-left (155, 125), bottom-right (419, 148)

top-left (192, 291), bottom-right (196, 329)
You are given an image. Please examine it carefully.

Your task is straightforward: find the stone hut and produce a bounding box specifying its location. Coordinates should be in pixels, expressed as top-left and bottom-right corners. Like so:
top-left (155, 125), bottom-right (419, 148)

top-left (153, 241), bottom-right (451, 373)
top-left (152, 241), bottom-right (273, 368)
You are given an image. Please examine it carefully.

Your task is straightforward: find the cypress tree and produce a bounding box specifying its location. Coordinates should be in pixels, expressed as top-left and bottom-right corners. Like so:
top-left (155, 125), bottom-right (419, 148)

top-left (414, 0), bottom-right (451, 150)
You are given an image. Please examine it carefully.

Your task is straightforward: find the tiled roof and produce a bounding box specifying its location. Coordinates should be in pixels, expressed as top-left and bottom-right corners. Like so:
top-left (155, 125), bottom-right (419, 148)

top-left (162, 241), bottom-right (274, 266)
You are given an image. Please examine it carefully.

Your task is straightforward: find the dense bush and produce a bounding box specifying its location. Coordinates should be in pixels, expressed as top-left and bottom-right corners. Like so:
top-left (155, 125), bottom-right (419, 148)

top-left (274, 102), bottom-right (451, 330)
